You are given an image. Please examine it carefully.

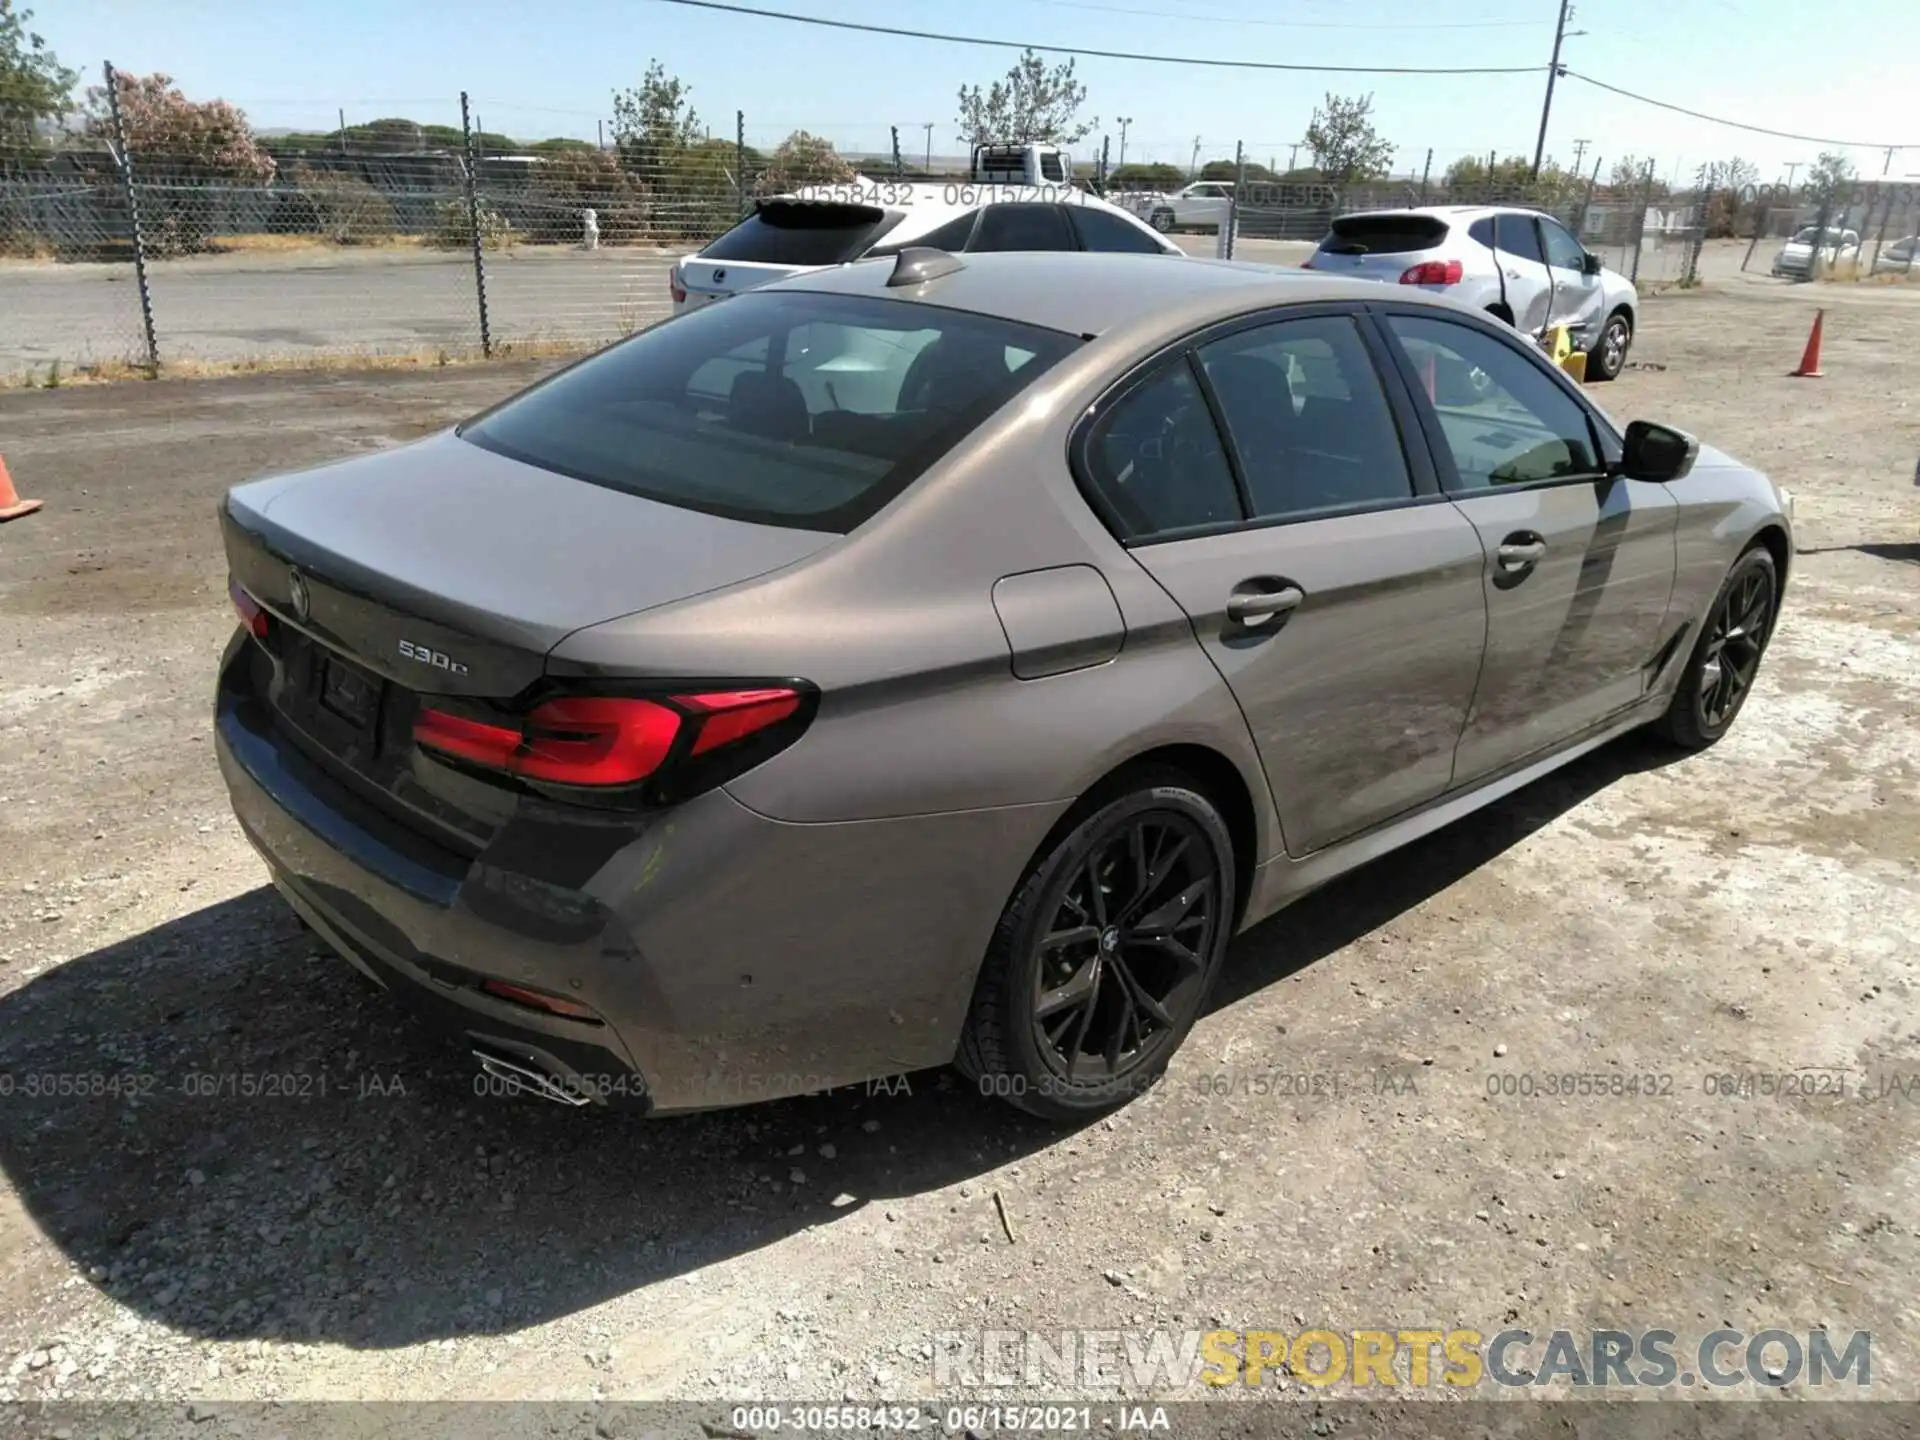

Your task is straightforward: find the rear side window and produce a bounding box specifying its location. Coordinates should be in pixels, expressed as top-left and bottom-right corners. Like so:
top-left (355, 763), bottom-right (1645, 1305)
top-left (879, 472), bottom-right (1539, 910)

top-left (1069, 206), bottom-right (1169, 254)
top-left (700, 202), bottom-right (889, 266)
top-left (1040, 153), bottom-right (1067, 182)
top-left (1494, 215), bottom-right (1545, 264)
top-left (869, 210), bottom-right (979, 257)
top-left (971, 204), bottom-right (1075, 251)
top-left (1319, 214), bottom-right (1449, 256)
top-left (1198, 316), bottom-right (1415, 521)
top-left (1468, 218), bottom-right (1495, 247)
top-left (461, 292), bottom-right (1078, 533)
top-left (1084, 361), bottom-right (1243, 538)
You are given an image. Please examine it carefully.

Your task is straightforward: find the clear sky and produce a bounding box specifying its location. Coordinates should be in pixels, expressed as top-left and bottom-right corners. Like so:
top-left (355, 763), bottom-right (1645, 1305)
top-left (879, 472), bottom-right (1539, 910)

top-left (34, 0), bottom-right (1920, 182)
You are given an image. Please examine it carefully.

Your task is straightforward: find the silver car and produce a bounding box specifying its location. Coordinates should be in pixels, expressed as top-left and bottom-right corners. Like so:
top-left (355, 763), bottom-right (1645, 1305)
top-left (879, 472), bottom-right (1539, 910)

top-left (1305, 206), bottom-right (1640, 381)
top-left (216, 250), bottom-right (1790, 1121)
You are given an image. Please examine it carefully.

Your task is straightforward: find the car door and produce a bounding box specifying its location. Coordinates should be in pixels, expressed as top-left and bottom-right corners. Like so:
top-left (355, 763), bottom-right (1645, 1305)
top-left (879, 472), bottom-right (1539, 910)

top-left (1539, 215), bottom-right (1604, 341)
top-left (1375, 310), bottom-right (1679, 784)
top-left (1078, 306), bottom-right (1489, 857)
top-left (1492, 213), bottom-right (1554, 334)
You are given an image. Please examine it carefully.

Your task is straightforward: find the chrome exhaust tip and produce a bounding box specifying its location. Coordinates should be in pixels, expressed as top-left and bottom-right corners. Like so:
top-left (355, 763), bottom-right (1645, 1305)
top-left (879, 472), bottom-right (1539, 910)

top-left (473, 1049), bottom-right (592, 1107)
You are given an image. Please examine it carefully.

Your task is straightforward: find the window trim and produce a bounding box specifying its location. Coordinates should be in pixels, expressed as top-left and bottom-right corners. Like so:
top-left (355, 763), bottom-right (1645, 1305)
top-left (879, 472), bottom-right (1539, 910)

top-left (1366, 304), bottom-right (1621, 498)
top-left (1067, 301), bottom-right (1444, 547)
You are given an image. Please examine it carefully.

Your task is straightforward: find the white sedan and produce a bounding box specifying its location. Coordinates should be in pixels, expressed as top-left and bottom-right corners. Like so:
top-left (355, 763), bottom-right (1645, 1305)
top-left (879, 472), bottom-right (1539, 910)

top-left (671, 179), bottom-right (1182, 314)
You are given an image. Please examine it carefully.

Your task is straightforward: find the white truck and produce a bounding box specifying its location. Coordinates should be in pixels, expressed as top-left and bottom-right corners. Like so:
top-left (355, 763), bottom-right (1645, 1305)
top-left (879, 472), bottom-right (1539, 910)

top-left (969, 142), bottom-right (1074, 186)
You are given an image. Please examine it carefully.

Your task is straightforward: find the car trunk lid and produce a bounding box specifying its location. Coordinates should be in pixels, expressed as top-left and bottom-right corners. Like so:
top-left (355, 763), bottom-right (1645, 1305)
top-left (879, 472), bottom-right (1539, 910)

top-left (677, 198), bottom-right (892, 308)
top-left (220, 431), bottom-right (835, 847)
top-left (1309, 213), bottom-right (1452, 281)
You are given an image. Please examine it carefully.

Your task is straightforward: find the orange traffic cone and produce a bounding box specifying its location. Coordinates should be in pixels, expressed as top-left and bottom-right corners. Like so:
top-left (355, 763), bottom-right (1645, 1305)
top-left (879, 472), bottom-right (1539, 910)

top-left (0, 454), bottom-right (42, 522)
top-left (1790, 309), bottom-right (1825, 378)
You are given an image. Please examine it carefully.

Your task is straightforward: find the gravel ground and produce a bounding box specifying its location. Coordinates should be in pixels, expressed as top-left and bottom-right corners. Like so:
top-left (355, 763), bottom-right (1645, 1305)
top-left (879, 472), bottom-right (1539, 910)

top-left (0, 278), bottom-right (1917, 1427)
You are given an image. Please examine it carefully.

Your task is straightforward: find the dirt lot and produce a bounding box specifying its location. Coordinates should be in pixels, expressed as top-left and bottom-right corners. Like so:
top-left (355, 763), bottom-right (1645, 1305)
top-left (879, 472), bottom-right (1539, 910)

top-left (1, 277), bottom-right (1917, 1429)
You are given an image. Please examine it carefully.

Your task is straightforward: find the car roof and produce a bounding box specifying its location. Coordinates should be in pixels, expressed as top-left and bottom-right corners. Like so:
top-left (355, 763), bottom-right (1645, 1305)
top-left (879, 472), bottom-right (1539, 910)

top-left (766, 249), bottom-right (1471, 338)
top-left (779, 180), bottom-right (1170, 247)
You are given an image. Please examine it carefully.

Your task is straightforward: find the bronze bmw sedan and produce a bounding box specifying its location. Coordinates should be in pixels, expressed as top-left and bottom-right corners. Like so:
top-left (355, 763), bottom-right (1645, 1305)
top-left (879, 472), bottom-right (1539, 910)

top-left (215, 249), bottom-right (1790, 1120)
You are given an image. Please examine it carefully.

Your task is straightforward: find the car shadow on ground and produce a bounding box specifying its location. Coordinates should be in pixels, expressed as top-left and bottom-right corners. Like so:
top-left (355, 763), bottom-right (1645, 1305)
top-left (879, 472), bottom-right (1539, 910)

top-left (0, 734), bottom-right (1682, 1351)
top-left (1796, 541), bottom-right (1920, 566)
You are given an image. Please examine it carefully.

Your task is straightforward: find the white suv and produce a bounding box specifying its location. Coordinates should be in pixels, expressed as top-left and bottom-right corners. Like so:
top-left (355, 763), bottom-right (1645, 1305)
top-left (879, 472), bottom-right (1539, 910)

top-left (671, 181), bottom-right (1181, 314)
top-left (1303, 205), bottom-right (1640, 381)
top-left (1119, 181), bottom-right (1235, 233)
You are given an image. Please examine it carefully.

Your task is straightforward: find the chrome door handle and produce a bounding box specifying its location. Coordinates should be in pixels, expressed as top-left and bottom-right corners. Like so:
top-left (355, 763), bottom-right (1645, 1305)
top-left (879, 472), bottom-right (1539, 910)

top-left (1497, 540), bottom-right (1546, 569)
top-left (1225, 585), bottom-right (1305, 622)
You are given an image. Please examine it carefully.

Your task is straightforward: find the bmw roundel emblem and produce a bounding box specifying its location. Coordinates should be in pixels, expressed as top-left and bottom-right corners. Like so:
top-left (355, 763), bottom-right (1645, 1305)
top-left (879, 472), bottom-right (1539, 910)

top-left (287, 569), bottom-right (311, 623)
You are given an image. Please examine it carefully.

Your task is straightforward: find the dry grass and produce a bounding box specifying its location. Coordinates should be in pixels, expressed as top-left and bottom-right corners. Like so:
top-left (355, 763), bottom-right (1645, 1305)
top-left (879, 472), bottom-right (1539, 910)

top-left (0, 336), bottom-right (605, 391)
top-left (209, 232), bottom-right (428, 255)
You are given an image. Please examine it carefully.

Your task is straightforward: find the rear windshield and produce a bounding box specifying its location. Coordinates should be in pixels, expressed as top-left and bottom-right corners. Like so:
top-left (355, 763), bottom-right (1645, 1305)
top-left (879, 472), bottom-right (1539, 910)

top-left (700, 202), bottom-right (890, 266)
top-left (1319, 214), bottom-right (1450, 256)
top-left (459, 291), bottom-right (1079, 533)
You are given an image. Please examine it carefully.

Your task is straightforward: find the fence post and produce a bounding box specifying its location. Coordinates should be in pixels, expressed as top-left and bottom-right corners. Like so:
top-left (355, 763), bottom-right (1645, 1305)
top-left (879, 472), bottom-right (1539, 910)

top-left (1868, 184), bottom-right (1893, 272)
top-left (1098, 134), bottom-right (1110, 192)
top-left (736, 111), bottom-right (747, 214)
top-left (1418, 148), bottom-right (1432, 205)
top-left (1629, 159), bottom-right (1655, 285)
top-left (891, 126), bottom-right (902, 178)
top-left (1803, 190), bottom-right (1834, 284)
top-left (459, 91), bottom-right (493, 359)
top-left (102, 61), bottom-right (159, 374)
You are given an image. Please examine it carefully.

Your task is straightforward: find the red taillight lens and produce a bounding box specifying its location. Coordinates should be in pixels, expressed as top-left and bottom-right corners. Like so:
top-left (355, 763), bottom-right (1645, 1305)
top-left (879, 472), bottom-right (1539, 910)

top-left (1300, 257), bottom-right (1315, 269)
top-left (1400, 259), bottom-right (1463, 286)
top-left (229, 577), bottom-right (269, 639)
top-left (413, 686), bottom-right (807, 797)
top-left (669, 270), bottom-right (687, 304)
top-left (674, 688), bottom-right (802, 756)
top-left (515, 696), bottom-right (682, 786)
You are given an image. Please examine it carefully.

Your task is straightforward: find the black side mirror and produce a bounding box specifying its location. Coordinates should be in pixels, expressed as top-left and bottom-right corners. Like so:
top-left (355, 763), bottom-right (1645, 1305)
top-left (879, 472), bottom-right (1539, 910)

top-left (1581, 251), bottom-right (1603, 276)
top-left (1618, 420), bottom-right (1699, 482)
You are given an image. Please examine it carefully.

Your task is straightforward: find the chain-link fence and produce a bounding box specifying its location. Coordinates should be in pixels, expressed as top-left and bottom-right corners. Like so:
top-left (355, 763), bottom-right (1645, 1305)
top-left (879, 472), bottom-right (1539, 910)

top-left (7, 80), bottom-right (1918, 385)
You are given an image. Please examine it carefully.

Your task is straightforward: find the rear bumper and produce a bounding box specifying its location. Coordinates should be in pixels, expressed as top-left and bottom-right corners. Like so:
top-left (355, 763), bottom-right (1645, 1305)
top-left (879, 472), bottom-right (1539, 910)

top-left (215, 634), bottom-right (1061, 1112)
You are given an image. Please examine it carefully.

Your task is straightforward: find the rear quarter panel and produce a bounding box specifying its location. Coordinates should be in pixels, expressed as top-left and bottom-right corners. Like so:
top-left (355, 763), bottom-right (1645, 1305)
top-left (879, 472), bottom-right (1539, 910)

top-left (546, 338), bottom-right (1283, 860)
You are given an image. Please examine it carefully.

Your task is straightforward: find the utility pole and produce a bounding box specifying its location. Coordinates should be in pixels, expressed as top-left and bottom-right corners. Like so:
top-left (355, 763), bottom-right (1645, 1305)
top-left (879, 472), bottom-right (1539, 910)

top-left (922, 122), bottom-right (934, 171)
top-left (1884, 146), bottom-right (1898, 176)
top-left (1531, 0), bottom-right (1575, 180)
top-left (338, 108), bottom-right (348, 154)
top-left (1784, 160), bottom-right (1803, 194)
top-left (1570, 137), bottom-right (1591, 172)
top-left (1288, 141), bottom-right (1302, 173)
top-left (1117, 116), bottom-right (1133, 169)
top-left (1190, 135), bottom-right (1202, 180)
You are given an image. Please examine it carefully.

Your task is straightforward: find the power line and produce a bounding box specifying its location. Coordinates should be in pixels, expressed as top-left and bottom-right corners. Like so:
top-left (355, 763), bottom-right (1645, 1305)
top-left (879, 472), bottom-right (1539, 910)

top-left (1025, 0), bottom-right (1549, 30)
top-left (639, 0), bottom-right (1547, 72)
top-left (1563, 71), bottom-right (1919, 150)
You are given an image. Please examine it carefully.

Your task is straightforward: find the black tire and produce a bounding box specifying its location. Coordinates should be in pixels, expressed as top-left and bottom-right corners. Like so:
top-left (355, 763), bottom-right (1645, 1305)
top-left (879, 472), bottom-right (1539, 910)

top-left (1150, 208), bottom-right (1176, 233)
top-left (1654, 547), bottom-right (1778, 749)
top-left (1586, 308), bottom-right (1633, 383)
top-left (957, 770), bottom-right (1236, 1121)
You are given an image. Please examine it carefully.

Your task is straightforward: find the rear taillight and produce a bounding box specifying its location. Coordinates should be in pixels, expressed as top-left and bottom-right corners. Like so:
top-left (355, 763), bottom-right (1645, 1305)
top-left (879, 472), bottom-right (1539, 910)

top-left (669, 269), bottom-right (687, 304)
top-left (1300, 257), bottom-right (1316, 269)
top-left (229, 577), bottom-right (269, 639)
top-left (1400, 259), bottom-right (1463, 286)
top-left (413, 685), bottom-right (813, 803)
top-left (480, 978), bottom-right (601, 1022)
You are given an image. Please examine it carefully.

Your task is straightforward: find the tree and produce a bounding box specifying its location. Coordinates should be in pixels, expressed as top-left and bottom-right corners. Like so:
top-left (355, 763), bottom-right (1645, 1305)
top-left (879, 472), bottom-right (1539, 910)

top-left (611, 59), bottom-right (701, 177)
top-left (754, 130), bottom-right (855, 196)
top-left (1199, 158), bottom-right (1276, 183)
top-left (1609, 155), bottom-right (1669, 200)
top-left (0, 0), bottom-right (76, 149)
top-left (1109, 161), bottom-right (1183, 190)
top-left (1803, 150), bottom-right (1855, 208)
top-left (1303, 92), bottom-right (1393, 185)
top-left (83, 72), bottom-right (275, 254)
top-left (956, 49), bottom-right (1094, 147)
top-left (1444, 153), bottom-right (1580, 208)
top-left (1694, 156), bottom-right (1761, 237)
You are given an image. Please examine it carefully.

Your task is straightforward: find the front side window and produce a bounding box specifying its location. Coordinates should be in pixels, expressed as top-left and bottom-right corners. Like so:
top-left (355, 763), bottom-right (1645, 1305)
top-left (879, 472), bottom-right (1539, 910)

top-left (1540, 218), bottom-right (1588, 271)
top-left (1083, 362), bottom-right (1242, 538)
top-left (1384, 315), bottom-right (1602, 490)
top-left (462, 291), bottom-right (1078, 532)
top-left (1197, 315), bottom-right (1415, 521)
top-left (1069, 205), bottom-right (1170, 253)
